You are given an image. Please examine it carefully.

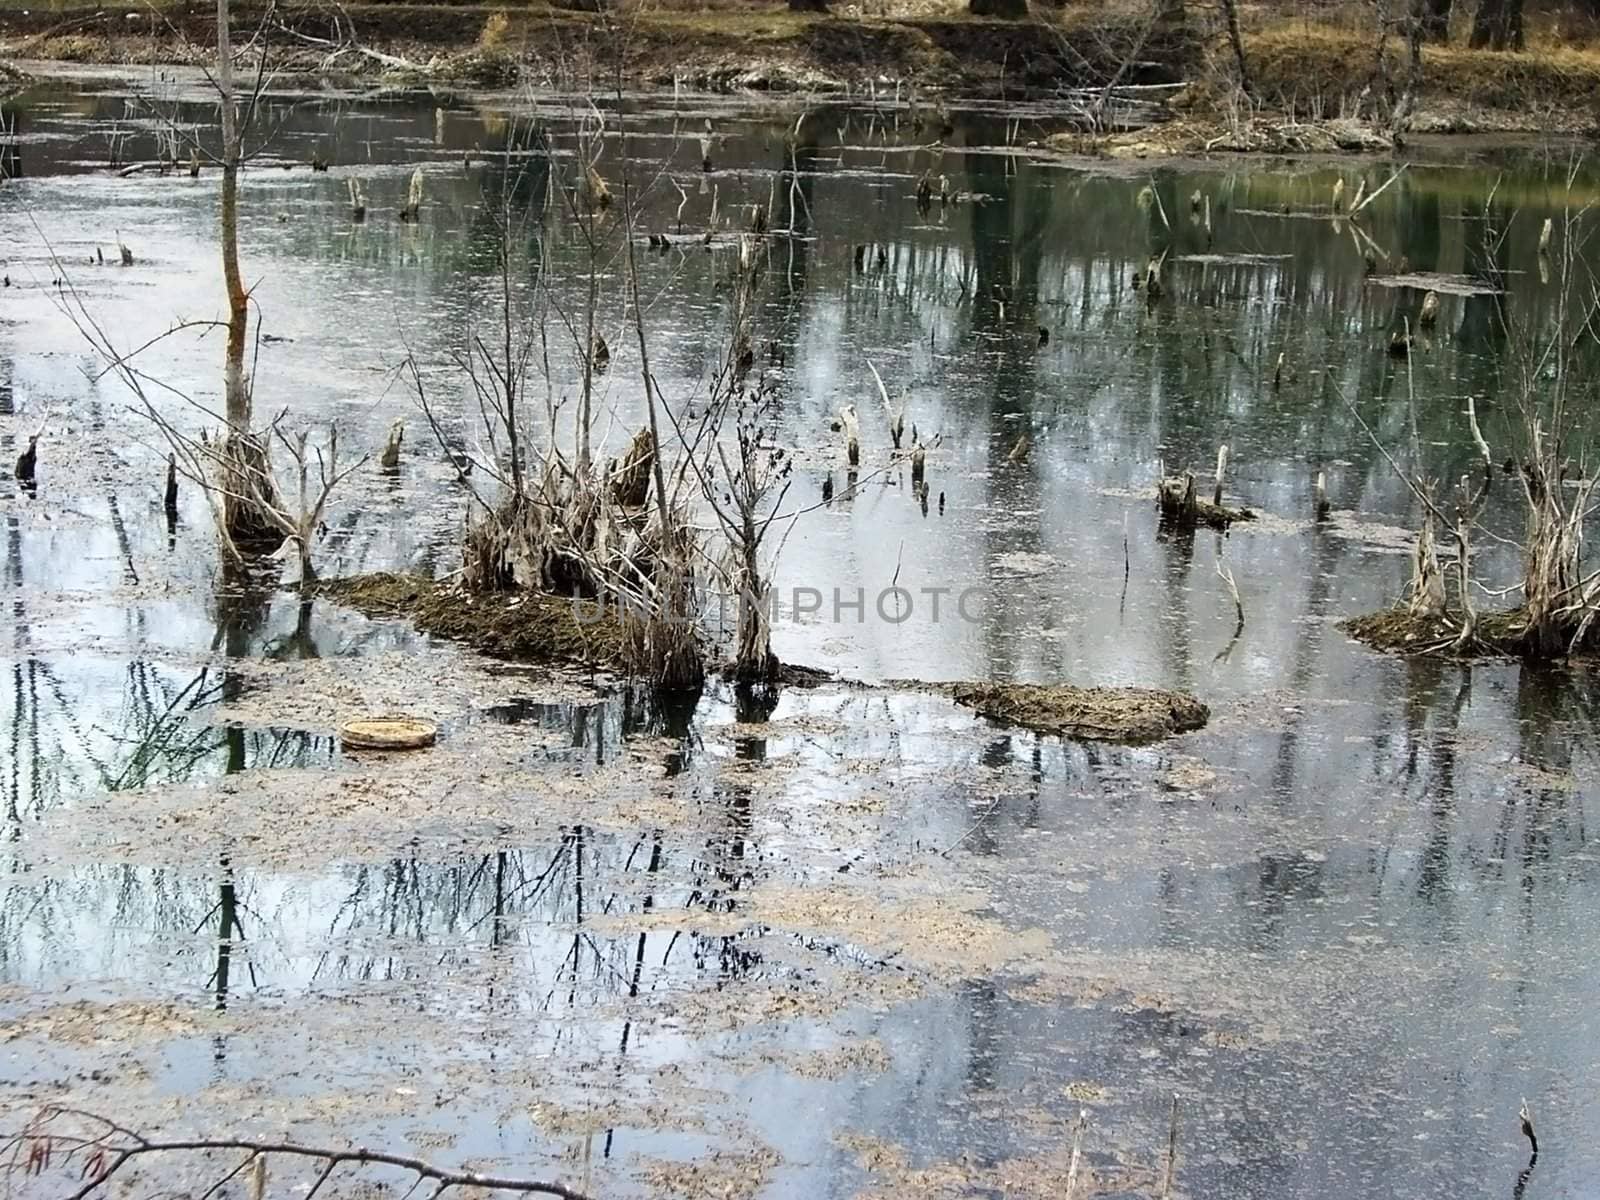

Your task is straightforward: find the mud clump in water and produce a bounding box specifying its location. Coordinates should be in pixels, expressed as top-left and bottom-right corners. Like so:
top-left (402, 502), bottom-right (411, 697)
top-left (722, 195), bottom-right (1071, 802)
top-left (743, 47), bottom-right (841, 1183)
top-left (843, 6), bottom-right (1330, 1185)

top-left (952, 681), bottom-right (1208, 742)
top-left (1343, 605), bottom-right (1533, 657)
top-left (321, 572), bottom-right (625, 668)
top-left (1343, 607), bottom-right (1458, 653)
top-left (1071, 114), bottom-right (1395, 159)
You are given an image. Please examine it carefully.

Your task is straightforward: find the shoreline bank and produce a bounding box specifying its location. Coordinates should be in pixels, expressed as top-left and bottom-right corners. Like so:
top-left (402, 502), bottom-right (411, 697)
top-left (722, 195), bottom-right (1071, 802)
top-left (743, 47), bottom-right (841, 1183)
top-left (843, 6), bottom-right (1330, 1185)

top-left (3, 9), bottom-right (1595, 140)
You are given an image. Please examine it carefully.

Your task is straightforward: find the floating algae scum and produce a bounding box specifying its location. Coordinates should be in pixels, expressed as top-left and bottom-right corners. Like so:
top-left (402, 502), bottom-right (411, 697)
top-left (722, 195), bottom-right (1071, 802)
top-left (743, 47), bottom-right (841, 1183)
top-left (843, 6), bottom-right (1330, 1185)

top-left (4, 69), bottom-right (1600, 1199)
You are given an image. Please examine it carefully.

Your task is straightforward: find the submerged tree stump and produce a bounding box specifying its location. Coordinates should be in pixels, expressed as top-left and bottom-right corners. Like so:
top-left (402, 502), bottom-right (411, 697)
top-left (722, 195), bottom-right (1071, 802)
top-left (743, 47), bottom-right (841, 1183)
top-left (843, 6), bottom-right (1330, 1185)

top-left (1156, 471), bottom-right (1254, 531)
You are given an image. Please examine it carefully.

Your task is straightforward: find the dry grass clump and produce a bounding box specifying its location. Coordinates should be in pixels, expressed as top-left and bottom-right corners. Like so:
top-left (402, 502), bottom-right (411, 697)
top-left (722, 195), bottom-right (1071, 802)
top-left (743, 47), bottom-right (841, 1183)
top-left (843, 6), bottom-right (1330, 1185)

top-left (477, 9), bottom-right (510, 45)
top-left (1246, 23), bottom-right (1600, 113)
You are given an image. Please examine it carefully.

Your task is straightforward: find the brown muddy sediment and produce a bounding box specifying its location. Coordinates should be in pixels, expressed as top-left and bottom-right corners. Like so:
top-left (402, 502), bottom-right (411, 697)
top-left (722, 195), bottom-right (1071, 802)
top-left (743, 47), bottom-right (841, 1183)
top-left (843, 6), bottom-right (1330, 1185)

top-left (951, 681), bottom-right (1209, 742)
top-left (1342, 604), bottom-right (1535, 657)
top-left (323, 577), bottom-right (1203, 736)
top-left (324, 573), bottom-right (844, 684)
top-left (320, 571), bottom-right (625, 668)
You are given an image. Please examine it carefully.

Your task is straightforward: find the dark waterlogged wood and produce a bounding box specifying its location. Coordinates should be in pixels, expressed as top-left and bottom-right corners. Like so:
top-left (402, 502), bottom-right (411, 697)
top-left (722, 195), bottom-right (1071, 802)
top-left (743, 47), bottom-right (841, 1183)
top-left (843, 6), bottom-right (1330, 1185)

top-left (1157, 471), bottom-right (1254, 530)
top-left (14, 434), bottom-right (36, 484)
top-left (163, 453), bottom-right (178, 517)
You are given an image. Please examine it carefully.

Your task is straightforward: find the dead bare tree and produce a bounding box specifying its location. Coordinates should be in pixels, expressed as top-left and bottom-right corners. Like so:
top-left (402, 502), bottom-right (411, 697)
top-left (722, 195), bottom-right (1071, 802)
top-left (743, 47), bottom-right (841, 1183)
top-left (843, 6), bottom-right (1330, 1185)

top-left (1408, 479), bottom-right (1446, 618)
top-left (616, 96), bottom-right (710, 692)
top-left (45, 0), bottom-right (296, 561)
top-left (404, 118), bottom-right (615, 600)
top-left (672, 236), bottom-right (791, 685)
top-left (400, 98), bottom-right (709, 690)
top-left (1216, 0), bottom-right (1253, 99)
top-left (1508, 250), bottom-right (1600, 654)
top-left (212, 0), bottom-right (288, 551)
top-left (39, 232), bottom-right (364, 591)
top-left (714, 385), bottom-right (792, 685)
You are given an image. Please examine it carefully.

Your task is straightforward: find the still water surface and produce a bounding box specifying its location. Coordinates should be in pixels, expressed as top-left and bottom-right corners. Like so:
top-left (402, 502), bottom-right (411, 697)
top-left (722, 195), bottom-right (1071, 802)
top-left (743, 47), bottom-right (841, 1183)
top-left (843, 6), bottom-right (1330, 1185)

top-left (1, 69), bottom-right (1597, 1198)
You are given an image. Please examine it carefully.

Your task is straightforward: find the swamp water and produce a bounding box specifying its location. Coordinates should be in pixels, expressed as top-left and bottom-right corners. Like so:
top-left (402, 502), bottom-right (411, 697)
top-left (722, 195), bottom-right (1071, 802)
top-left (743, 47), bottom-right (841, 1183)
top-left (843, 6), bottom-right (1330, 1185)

top-left (0, 67), bottom-right (1598, 1198)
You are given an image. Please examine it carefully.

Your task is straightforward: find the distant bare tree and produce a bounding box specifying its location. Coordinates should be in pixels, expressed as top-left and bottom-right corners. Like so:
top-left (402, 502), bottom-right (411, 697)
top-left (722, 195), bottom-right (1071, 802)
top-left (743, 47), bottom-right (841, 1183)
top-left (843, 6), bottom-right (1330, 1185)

top-left (213, 0), bottom-right (287, 552)
top-left (1469, 0), bottom-right (1523, 48)
top-left (970, 0), bottom-right (1028, 18)
top-left (1218, 0), bottom-right (1253, 97)
top-left (1415, 0), bottom-right (1452, 42)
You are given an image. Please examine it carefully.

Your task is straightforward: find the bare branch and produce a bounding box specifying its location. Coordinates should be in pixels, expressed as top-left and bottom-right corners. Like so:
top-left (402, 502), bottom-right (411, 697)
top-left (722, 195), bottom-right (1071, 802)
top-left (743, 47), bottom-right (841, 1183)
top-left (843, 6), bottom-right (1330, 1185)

top-left (6, 1108), bottom-right (595, 1200)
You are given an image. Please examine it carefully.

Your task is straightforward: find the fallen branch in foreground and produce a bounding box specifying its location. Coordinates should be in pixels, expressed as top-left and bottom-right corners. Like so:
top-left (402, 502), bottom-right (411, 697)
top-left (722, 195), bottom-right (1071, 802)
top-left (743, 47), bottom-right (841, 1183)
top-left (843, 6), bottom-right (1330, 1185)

top-left (6, 1108), bottom-right (597, 1200)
